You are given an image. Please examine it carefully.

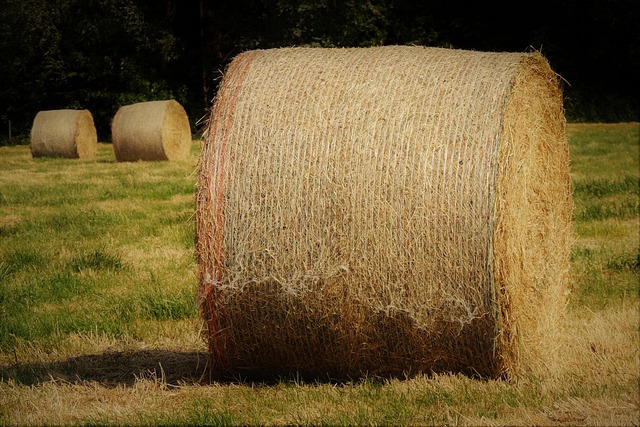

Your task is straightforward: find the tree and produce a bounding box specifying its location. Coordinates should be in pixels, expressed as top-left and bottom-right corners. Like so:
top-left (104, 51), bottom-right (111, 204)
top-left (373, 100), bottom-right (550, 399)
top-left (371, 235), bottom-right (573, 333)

top-left (0, 0), bottom-right (187, 140)
top-left (0, 0), bottom-right (65, 139)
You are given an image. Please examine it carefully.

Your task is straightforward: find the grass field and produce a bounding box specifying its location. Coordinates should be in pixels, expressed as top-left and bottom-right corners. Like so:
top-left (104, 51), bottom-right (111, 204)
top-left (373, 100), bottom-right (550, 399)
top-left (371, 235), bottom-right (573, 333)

top-left (1, 123), bottom-right (638, 426)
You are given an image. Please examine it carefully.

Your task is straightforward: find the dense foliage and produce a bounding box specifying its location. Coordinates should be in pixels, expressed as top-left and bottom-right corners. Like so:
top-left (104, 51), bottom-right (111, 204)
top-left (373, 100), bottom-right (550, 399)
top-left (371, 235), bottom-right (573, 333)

top-left (0, 0), bottom-right (638, 143)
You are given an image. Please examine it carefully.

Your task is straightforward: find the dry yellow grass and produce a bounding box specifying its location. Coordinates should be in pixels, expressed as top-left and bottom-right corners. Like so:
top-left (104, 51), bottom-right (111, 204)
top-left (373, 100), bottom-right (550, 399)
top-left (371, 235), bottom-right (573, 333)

top-left (1, 302), bottom-right (637, 425)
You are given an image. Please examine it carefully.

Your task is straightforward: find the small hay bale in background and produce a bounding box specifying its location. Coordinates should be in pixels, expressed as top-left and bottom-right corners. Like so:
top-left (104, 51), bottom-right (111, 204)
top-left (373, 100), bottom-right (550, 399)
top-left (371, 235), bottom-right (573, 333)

top-left (111, 100), bottom-right (191, 162)
top-left (30, 109), bottom-right (98, 159)
top-left (196, 46), bottom-right (573, 380)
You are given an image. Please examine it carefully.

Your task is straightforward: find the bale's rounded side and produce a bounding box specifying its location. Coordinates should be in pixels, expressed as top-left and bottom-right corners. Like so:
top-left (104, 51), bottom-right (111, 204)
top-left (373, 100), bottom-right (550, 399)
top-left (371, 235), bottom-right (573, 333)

top-left (30, 109), bottom-right (98, 159)
top-left (111, 100), bottom-right (191, 162)
top-left (196, 46), bottom-right (572, 380)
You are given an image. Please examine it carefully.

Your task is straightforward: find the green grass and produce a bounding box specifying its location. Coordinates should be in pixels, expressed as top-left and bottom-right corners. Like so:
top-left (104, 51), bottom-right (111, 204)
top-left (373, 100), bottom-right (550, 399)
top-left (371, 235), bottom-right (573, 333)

top-left (568, 123), bottom-right (640, 309)
top-left (0, 143), bottom-right (198, 353)
top-left (0, 125), bottom-right (639, 426)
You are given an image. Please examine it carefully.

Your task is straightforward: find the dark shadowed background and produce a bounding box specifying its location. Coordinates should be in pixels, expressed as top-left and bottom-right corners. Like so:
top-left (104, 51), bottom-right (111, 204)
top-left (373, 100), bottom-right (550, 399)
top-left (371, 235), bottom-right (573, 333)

top-left (1, 0), bottom-right (638, 143)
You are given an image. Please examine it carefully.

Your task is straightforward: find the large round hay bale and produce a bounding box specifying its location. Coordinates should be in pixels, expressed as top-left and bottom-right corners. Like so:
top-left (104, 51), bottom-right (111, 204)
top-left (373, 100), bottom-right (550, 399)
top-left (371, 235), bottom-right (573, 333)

top-left (196, 46), bottom-right (572, 380)
top-left (111, 100), bottom-right (191, 162)
top-left (30, 109), bottom-right (98, 159)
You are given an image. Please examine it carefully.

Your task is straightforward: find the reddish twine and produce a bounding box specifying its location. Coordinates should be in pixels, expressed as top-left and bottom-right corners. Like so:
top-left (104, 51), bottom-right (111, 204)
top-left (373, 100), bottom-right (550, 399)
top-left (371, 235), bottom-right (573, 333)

top-left (202, 50), bottom-right (260, 374)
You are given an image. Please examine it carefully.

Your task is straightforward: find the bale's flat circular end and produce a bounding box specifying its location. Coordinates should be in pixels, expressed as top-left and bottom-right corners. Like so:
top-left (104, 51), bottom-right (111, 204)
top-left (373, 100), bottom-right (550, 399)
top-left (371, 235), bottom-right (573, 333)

top-left (493, 53), bottom-right (572, 379)
top-left (30, 109), bottom-right (98, 159)
top-left (112, 100), bottom-right (191, 162)
top-left (161, 100), bottom-right (192, 161)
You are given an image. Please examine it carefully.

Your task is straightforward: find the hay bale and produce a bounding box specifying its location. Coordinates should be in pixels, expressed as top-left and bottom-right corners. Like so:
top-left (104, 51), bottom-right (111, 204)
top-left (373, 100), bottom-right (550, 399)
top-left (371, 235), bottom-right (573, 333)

top-left (111, 100), bottom-right (191, 162)
top-left (30, 109), bottom-right (98, 159)
top-left (196, 46), bottom-right (572, 380)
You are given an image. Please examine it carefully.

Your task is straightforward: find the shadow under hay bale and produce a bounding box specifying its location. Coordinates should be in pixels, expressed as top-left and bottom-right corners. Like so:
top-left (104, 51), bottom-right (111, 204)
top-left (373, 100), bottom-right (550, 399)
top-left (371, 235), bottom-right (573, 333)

top-left (196, 46), bottom-right (573, 381)
top-left (111, 99), bottom-right (191, 162)
top-left (30, 109), bottom-right (98, 159)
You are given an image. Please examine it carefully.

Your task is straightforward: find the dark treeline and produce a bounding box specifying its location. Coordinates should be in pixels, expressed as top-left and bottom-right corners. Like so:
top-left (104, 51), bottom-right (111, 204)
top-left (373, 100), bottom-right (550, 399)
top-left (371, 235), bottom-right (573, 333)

top-left (1, 0), bottom-right (638, 143)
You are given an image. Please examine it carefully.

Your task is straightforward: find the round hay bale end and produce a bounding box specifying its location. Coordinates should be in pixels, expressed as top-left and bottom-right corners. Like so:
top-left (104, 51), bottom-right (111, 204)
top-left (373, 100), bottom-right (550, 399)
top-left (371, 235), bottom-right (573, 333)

top-left (196, 46), bottom-right (572, 380)
top-left (30, 109), bottom-right (98, 159)
top-left (111, 100), bottom-right (191, 162)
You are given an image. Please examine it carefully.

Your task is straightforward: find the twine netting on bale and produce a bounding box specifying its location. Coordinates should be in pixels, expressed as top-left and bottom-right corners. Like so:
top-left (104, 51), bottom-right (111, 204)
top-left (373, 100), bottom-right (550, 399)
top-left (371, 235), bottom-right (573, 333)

top-left (196, 46), bottom-right (572, 380)
top-left (111, 100), bottom-right (191, 162)
top-left (30, 109), bottom-right (98, 159)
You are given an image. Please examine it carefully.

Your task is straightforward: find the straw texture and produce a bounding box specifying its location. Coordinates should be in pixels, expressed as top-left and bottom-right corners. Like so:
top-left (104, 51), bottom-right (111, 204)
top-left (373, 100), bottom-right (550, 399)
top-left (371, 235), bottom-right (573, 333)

top-left (196, 46), bottom-right (572, 380)
top-left (30, 109), bottom-right (98, 159)
top-left (111, 100), bottom-right (191, 162)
